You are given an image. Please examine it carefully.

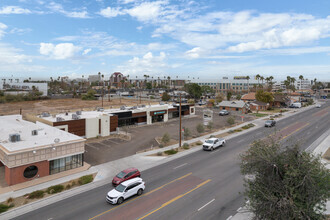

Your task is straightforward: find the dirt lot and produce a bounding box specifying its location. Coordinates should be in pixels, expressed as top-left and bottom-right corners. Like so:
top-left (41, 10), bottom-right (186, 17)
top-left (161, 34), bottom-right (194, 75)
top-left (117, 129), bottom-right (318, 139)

top-left (85, 107), bottom-right (256, 166)
top-left (0, 98), bottom-right (158, 116)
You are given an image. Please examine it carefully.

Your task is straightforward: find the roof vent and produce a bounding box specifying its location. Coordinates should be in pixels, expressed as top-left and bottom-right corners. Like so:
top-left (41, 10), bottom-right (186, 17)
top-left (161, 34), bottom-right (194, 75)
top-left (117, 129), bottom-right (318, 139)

top-left (65, 112), bottom-right (69, 116)
top-left (42, 112), bottom-right (50, 117)
top-left (56, 117), bottom-right (64, 122)
top-left (32, 130), bottom-right (38, 136)
top-left (160, 102), bottom-right (164, 105)
top-left (141, 104), bottom-right (146, 107)
top-left (72, 114), bottom-right (80, 120)
top-left (54, 138), bottom-right (60, 143)
top-left (76, 111), bottom-right (82, 115)
top-left (97, 107), bottom-right (104, 112)
top-left (9, 134), bottom-right (20, 142)
top-left (120, 106), bottom-right (126, 110)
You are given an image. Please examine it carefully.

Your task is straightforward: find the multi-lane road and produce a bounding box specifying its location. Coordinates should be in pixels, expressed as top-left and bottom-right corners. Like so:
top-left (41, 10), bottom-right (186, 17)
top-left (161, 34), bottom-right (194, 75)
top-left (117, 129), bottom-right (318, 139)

top-left (14, 101), bottom-right (330, 220)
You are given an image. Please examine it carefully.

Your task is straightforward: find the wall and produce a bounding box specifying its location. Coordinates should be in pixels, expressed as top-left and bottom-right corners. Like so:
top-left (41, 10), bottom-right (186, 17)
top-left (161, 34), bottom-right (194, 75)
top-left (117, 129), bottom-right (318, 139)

top-left (85, 118), bottom-right (99, 138)
top-left (54, 119), bottom-right (86, 136)
top-left (5, 160), bottom-right (49, 185)
top-left (110, 115), bottom-right (118, 132)
top-left (100, 115), bottom-right (110, 137)
top-left (189, 106), bottom-right (195, 115)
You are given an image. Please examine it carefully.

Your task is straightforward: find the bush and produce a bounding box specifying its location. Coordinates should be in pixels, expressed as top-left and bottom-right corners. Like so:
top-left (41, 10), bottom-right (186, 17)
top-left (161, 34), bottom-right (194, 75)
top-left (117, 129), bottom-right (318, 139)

top-left (28, 190), bottom-right (45, 199)
top-left (159, 144), bottom-right (164, 148)
top-left (164, 149), bottom-right (178, 155)
top-left (161, 132), bottom-right (171, 144)
top-left (78, 175), bottom-right (93, 185)
top-left (161, 92), bottom-right (171, 101)
top-left (0, 204), bottom-right (10, 213)
top-left (183, 128), bottom-right (191, 138)
top-left (196, 123), bottom-right (205, 133)
top-left (196, 141), bottom-right (203, 145)
top-left (207, 121), bottom-right (214, 130)
top-left (70, 180), bottom-right (77, 186)
top-left (182, 143), bottom-right (190, 150)
top-left (157, 152), bottom-right (163, 156)
top-left (227, 117), bottom-right (235, 125)
top-left (47, 185), bottom-right (64, 194)
top-left (6, 197), bottom-right (13, 204)
top-left (65, 184), bottom-right (72, 190)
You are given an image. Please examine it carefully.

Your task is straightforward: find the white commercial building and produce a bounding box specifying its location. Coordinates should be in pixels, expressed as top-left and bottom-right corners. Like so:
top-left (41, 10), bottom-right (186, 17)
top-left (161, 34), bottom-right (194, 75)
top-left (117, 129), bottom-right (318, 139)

top-left (0, 78), bottom-right (48, 96)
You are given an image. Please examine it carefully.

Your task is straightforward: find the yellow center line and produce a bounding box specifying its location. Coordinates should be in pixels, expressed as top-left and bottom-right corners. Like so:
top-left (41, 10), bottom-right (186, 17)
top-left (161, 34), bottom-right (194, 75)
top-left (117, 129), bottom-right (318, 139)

top-left (281, 123), bottom-right (310, 140)
top-left (138, 179), bottom-right (212, 220)
top-left (89, 172), bottom-right (192, 220)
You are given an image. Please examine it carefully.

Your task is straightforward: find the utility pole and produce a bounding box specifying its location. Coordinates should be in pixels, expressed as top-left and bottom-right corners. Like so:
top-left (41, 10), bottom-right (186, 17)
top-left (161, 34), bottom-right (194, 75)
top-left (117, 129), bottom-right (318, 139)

top-left (101, 76), bottom-right (104, 107)
top-left (179, 92), bottom-right (182, 147)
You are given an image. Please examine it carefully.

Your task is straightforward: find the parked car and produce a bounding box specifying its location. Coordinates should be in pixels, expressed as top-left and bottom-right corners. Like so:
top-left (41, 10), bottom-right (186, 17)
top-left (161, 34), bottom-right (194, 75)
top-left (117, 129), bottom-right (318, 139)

top-left (290, 102), bottom-right (302, 108)
top-left (265, 120), bottom-right (276, 127)
top-left (198, 101), bottom-right (207, 106)
top-left (316, 104), bottom-right (321, 108)
top-left (112, 168), bottom-right (141, 186)
top-left (203, 138), bottom-right (226, 151)
top-left (106, 177), bottom-right (145, 205)
top-left (219, 110), bottom-right (229, 116)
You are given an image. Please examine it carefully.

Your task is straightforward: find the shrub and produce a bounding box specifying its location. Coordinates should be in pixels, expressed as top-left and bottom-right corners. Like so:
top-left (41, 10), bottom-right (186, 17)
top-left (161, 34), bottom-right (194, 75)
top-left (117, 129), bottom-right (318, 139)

top-left (0, 204), bottom-right (10, 213)
top-left (47, 185), bottom-right (64, 194)
top-left (28, 190), bottom-right (45, 199)
top-left (183, 128), bottom-right (191, 138)
top-left (70, 180), bottom-right (77, 186)
top-left (228, 130), bottom-right (235, 133)
top-left (78, 175), bottom-right (93, 185)
top-left (234, 129), bottom-right (242, 132)
top-left (207, 121), bottom-right (214, 130)
top-left (196, 141), bottom-right (203, 145)
top-left (182, 143), bottom-right (190, 150)
top-left (159, 144), bottom-right (164, 148)
top-left (227, 117), bottom-right (235, 125)
top-left (164, 149), bottom-right (177, 155)
top-left (157, 152), bottom-right (163, 156)
top-left (161, 133), bottom-right (171, 144)
top-left (209, 135), bottom-right (215, 138)
top-left (196, 123), bottom-right (205, 133)
top-left (6, 197), bottom-right (13, 204)
top-left (65, 184), bottom-right (72, 190)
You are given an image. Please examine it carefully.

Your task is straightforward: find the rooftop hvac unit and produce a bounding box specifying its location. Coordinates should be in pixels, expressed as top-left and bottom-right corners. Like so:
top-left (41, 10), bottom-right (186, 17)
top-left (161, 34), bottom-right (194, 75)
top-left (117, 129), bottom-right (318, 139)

top-left (120, 106), bottom-right (126, 110)
top-left (9, 134), bottom-right (20, 142)
top-left (76, 111), bottom-right (82, 115)
top-left (42, 112), bottom-right (50, 117)
top-left (56, 117), bottom-right (64, 122)
top-left (65, 112), bottom-right (69, 116)
top-left (159, 102), bottom-right (165, 105)
top-left (141, 104), bottom-right (146, 107)
top-left (97, 107), bottom-right (104, 112)
top-left (31, 130), bottom-right (38, 136)
top-left (72, 114), bottom-right (80, 120)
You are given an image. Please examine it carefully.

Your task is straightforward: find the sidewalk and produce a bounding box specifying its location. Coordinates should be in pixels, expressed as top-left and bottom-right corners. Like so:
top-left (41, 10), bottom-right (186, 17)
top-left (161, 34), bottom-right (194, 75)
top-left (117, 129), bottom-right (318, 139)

top-left (0, 103), bottom-right (320, 219)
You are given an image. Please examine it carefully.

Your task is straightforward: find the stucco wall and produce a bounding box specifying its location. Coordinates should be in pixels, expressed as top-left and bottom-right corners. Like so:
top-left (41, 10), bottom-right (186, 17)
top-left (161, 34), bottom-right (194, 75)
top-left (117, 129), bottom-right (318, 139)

top-left (85, 118), bottom-right (99, 138)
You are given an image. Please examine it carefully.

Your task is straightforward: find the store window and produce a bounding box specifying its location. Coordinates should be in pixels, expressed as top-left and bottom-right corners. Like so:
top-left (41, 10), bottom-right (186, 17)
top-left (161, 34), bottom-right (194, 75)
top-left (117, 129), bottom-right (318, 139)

top-left (50, 154), bottom-right (83, 175)
top-left (191, 108), bottom-right (194, 114)
top-left (24, 165), bottom-right (38, 178)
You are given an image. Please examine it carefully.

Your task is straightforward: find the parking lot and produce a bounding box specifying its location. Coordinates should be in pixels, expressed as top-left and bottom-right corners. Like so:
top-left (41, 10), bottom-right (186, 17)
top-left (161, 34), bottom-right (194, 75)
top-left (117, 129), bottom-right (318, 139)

top-left (84, 106), bottom-right (256, 166)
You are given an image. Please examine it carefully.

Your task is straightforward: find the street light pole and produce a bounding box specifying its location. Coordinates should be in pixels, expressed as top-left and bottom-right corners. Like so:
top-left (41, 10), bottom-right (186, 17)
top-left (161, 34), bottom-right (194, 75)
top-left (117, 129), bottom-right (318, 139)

top-left (179, 92), bottom-right (182, 147)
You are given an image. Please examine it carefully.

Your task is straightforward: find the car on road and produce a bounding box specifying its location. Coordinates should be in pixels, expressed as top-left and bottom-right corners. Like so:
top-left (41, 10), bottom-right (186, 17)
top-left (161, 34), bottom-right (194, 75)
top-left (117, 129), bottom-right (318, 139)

top-left (203, 138), bottom-right (226, 151)
top-left (316, 104), bottom-right (321, 108)
top-left (219, 110), bottom-right (229, 116)
top-left (265, 120), bottom-right (276, 127)
top-left (106, 177), bottom-right (145, 205)
top-left (112, 168), bottom-right (141, 186)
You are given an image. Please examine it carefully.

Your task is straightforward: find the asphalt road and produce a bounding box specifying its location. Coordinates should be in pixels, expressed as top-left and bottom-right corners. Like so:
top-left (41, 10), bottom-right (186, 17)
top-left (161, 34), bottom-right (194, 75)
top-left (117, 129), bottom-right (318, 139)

top-left (14, 101), bottom-right (330, 220)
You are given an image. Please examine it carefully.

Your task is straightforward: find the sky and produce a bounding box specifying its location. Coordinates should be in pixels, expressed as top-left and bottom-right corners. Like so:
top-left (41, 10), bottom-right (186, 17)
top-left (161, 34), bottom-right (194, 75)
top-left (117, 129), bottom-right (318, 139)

top-left (0, 0), bottom-right (330, 81)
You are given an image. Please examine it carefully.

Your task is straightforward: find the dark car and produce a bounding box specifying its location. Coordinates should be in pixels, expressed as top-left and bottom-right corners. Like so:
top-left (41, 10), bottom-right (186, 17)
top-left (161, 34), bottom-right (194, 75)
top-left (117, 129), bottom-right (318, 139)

top-left (112, 168), bottom-right (141, 186)
top-left (265, 120), bottom-right (276, 127)
top-left (219, 110), bottom-right (229, 116)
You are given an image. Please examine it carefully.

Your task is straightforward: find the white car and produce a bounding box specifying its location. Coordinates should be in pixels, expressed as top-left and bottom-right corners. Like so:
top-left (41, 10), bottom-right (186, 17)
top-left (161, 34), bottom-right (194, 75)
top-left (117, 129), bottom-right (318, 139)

top-left (203, 138), bottom-right (226, 151)
top-left (316, 104), bottom-right (321, 108)
top-left (106, 177), bottom-right (145, 205)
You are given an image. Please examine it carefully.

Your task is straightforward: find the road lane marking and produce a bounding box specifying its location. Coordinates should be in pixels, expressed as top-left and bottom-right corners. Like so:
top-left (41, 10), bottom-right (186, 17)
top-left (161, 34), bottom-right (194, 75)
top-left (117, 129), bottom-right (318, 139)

top-left (138, 179), bottom-right (212, 220)
top-left (226, 216), bottom-right (233, 220)
top-left (197, 198), bottom-right (215, 211)
top-left (237, 207), bottom-right (242, 212)
top-left (281, 123), bottom-right (310, 140)
top-left (89, 172), bottom-right (193, 220)
top-left (173, 163), bottom-right (187, 169)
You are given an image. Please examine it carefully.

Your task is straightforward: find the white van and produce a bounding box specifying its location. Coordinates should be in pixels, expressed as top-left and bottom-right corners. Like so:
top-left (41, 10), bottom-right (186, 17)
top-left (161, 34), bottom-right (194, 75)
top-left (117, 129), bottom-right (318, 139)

top-left (292, 102), bottom-right (302, 108)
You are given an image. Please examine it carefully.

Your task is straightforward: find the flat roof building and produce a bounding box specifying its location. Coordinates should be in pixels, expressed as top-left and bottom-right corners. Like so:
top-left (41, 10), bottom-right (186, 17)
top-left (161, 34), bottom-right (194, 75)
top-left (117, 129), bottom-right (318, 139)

top-left (0, 115), bottom-right (85, 185)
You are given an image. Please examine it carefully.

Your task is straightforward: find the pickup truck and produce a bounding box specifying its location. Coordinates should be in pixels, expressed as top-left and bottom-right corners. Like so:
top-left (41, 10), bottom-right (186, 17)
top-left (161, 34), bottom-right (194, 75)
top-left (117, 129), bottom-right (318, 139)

top-left (203, 138), bottom-right (226, 151)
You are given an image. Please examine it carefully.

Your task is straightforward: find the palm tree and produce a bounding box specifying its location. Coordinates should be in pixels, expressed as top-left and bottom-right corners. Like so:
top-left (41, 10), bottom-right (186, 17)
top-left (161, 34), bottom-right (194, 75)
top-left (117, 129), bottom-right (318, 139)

top-left (256, 74), bottom-right (261, 90)
top-left (246, 76), bottom-right (250, 93)
top-left (260, 76), bottom-right (264, 90)
top-left (167, 76), bottom-right (171, 88)
top-left (290, 77), bottom-right (296, 92)
top-left (299, 75), bottom-right (304, 90)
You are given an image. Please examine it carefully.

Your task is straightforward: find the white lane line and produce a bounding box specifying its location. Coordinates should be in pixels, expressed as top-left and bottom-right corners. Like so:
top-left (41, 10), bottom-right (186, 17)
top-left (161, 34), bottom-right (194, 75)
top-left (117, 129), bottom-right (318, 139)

top-left (237, 207), bottom-right (242, 212)
top-left (226, 216), bottom-right (233, 220)
top-left (198, 198), bottom-right (215, 211)
top-left (173, 163), bottom-right (188, 169)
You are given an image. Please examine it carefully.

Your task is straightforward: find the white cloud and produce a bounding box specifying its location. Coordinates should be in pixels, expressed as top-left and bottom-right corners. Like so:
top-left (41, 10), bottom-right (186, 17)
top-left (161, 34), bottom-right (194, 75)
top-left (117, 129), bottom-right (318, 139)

top-left (98, 7), bottom-right (125, 18)
top-left (0, 6), bottom-right (31, 14)
top-left (82, 48), bottom-right (92, 55)
top-left (47, 2), bottom-right (89, 18)
top-left (185, 47), bottom-right (202, 59)
top-left (0, 22), bottom-right (7, 39)
top-left (126, 1), bottom-right (165, 22)
top-left (40, 43), bottom-right (81, 59)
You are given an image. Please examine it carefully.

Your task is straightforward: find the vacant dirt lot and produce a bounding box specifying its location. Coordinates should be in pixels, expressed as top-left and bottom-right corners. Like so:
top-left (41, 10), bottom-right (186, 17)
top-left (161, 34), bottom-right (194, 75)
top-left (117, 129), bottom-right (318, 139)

top-left (0, 98), bottom-right (158, 116)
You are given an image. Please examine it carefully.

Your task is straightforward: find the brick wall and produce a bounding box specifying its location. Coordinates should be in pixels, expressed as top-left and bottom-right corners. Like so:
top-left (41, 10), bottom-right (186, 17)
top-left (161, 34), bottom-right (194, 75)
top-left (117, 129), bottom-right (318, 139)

top-left (5, 160), bottom-right (49, 185)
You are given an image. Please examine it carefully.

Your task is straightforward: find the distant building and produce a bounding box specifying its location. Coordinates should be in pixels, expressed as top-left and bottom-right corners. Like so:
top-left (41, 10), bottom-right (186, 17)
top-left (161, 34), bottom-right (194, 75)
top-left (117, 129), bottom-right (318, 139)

top-left (110, 72), bottom-right (125, 88)
top-left (217, 100), bottom-right (249, 114)
top-left (88, 74), bottom-right (101, 83)
top-left (241, 92), bottom-right (256, 102)
top-left (0, 115), bottom-right (85, 185)
top-left (274, 79), bottom-right (311, 91)
top-left (0, 78), bottom-right (48, 96)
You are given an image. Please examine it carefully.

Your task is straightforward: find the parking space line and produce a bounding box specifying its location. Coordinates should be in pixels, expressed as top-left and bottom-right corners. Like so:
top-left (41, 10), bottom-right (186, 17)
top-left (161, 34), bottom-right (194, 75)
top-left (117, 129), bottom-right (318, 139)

top-left (173, 163), bottom-right (187, 170)
top-left (197, 198), bottom-right (215, 211)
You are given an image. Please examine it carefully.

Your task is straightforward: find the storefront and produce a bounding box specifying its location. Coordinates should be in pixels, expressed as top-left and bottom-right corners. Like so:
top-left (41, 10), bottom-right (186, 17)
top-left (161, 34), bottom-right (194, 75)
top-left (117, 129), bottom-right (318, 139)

top-left (49, 154), bottom-right (84, 175)
top-left (150, 110), bottom-right (167, 123)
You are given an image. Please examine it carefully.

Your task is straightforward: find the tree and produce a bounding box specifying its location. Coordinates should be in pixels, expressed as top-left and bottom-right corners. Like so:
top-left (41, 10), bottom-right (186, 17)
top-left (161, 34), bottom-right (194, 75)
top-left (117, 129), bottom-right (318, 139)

top-left (236, 94), bottom-right (242, 100)
top-left (256, 74), bottom-right (261, 89)
top-left (227, 117), bottom-right (235, 125)
top-left (260, 76), bottom-right (264, 90)
top-left (215, 93), bottom-right (224, 103)
top-left (299, 75), bottom-right (304, 90)
top-left (183, 127), bottom-right (191, 139)
top-left (246, 76), bottom-right (250, 93)
top-left (82, 89), bottom-right (97, 100)
top-left (255, 90), bottom-right (274, 103)
top-left (227, 91), bottom-right (232, 101)
top-left (201, 85), bottom-right (214, 96)
top-left (196, 123), bottom-right (205, 134)
top-left (162, 92), bottom-right (171, 101)
top-left (185, 83), bottom-right (202, 100)
top-left (146, 82), bottom-right (152, 90)
top-left (240, 139), bottom-right (330, 220)
top-left (161, 133), bottom-right (170, 144)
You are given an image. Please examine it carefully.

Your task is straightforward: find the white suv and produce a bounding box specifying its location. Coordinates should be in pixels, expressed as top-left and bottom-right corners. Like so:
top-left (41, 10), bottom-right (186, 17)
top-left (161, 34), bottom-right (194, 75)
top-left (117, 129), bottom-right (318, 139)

top-left (106, 177), bottom-right (145, 205)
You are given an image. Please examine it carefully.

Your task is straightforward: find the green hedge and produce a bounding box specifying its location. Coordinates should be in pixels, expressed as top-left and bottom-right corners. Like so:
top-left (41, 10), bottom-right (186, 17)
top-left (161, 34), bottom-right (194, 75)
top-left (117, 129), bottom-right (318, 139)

top-left (164, 149), bottom-right (178, 155)
top-left (47, 185), bottom-right (64, 194)
top-left (78, 175), bottom-right (93, 185)
top-left (28, 190), bottom-right (45, 199)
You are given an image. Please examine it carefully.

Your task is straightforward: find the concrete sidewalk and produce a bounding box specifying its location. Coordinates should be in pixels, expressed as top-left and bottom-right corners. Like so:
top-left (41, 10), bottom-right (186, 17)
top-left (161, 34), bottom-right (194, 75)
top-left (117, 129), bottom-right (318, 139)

top-left (0, 103), bottom-right (319, 219)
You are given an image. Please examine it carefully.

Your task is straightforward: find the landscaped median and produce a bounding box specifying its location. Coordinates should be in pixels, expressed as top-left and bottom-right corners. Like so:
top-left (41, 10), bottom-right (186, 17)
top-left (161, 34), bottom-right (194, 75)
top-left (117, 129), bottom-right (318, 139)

top-left (0, 174), bottom-right (95, 214)
top-left (149, 123), bottom-right (256, 157)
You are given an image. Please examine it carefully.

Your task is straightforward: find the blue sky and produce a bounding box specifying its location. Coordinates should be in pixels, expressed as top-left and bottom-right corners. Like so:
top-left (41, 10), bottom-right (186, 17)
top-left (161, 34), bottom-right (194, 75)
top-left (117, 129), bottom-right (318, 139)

top-left (0, 0), bottom-right (330, 81)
